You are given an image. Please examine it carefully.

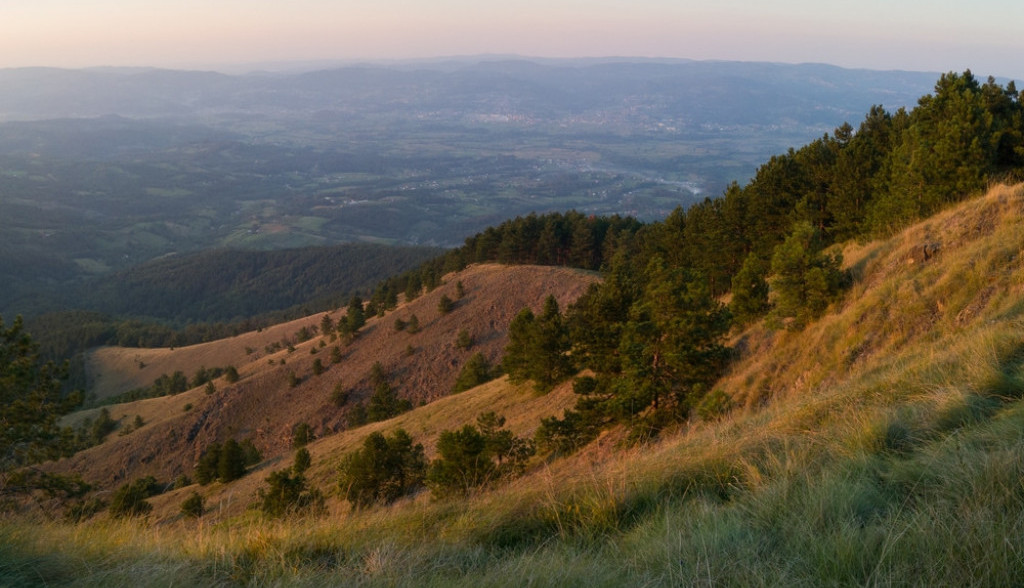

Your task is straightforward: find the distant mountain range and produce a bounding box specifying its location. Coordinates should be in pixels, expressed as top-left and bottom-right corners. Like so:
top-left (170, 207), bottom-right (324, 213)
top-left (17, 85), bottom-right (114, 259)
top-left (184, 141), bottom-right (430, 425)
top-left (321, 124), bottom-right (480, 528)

top-left (0, 58), bottom-right (943, 323)
top-left (0, 58), bottom-right (939, 128)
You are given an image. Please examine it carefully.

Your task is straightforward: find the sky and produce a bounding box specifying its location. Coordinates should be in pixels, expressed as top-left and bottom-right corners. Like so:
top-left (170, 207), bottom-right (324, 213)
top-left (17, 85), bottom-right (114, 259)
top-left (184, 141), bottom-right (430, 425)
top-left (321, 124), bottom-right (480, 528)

top-left (3, 0), bottom-right (1023, 79)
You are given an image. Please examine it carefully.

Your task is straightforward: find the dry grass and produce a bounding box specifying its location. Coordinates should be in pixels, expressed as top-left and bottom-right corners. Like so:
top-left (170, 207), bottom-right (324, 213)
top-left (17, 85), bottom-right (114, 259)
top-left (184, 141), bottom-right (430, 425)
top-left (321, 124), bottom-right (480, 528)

top-left (8, 185), bottom-right (1024, 586)
top-left (51, 264), bottom-right (598, 493)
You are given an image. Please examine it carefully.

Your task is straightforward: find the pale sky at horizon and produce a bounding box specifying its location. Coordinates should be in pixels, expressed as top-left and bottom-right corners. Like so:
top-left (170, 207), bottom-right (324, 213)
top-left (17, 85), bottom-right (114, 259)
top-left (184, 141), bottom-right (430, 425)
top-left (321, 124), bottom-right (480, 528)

top-left (3, 0), bottom-right (1022, 79)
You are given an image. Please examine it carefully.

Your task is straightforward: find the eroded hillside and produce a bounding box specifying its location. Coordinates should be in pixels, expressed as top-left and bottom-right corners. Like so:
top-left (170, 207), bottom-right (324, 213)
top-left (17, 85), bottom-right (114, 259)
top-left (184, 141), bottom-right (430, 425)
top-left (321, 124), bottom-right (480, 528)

top-left (56, 264), bottom-right (598, 492)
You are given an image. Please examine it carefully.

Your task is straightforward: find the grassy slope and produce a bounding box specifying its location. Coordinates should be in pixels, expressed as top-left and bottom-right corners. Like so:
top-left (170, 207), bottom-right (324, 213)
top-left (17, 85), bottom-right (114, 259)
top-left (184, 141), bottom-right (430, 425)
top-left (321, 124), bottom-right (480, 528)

top-left (6, 185), bottom-right (1024, 586)
top-left (56, 264), bottom-right (598, 493)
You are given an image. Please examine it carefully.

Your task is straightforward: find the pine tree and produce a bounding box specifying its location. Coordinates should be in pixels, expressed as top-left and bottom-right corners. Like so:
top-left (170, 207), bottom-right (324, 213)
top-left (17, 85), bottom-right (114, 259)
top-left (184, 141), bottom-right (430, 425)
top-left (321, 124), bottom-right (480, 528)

top-left (1, 315), bottom-right (79, 484)
top-left (217, 438), bottom-right (247, 483)
top-left (452, 353), bottom-right (493, 393)
top-left (730, 253), bottom-right (770, 324)
top-left (338, 429), bottom-right (426, 508)
top-left (768, 222), bottom-right (844, 329)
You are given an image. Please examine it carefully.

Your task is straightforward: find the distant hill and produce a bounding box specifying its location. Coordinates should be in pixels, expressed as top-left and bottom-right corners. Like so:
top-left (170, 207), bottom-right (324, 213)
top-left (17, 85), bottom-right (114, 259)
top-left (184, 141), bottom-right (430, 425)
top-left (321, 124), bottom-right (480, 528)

top-left (18, 243), bottom-right (441, 361)
top-left (57, 263), bottom-right (599, 489)
top-left (72, 243), bottom-right (444, 324)
top-left (0, 60), bottom-right (939, 126)
top-left (0, 59), bottom-right (945, 323)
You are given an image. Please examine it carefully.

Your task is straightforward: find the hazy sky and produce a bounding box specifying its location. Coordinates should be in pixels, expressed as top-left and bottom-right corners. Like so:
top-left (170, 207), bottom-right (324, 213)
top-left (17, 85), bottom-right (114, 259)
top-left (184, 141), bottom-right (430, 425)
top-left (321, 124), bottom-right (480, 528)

top-left (3, 0), bottom-right (1023, 78)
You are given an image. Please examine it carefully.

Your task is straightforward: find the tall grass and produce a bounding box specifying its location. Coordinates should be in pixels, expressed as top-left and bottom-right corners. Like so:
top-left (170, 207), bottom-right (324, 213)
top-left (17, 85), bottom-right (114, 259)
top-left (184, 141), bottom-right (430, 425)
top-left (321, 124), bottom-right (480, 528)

top-left (5, 186), bottom-right (1024, 585)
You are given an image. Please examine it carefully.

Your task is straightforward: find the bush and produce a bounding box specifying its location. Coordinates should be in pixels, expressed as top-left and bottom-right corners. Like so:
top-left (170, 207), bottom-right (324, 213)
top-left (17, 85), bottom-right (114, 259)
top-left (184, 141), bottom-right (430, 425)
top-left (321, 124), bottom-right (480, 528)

top-left (195, 443), bottom-right (221, 485)
top-left (65, 497), bottom-right (106, 523)
top-left (240, 438), bottom-right (262, 466)
top-left (331, 383), bottom-right (350, 407)
top-left (696, 388), bottom-right (733, 421)
top-left (196, 438), bottom-right (252, 485)
top-left (427, 413), bottom-right (534, 498)
top-left (180, 491), bottom-right (204, 518)
top-left (109, 476), bottom-right (159, 518)
top-left (292, 422), bottom-right (314, 448)
top-left (258, 450), bottom-right (325, 518)
top-left (452, 352), bottom-right (495, 393)
top-left (293, 447), bottom-right (312, 475)
top-left (534, 409), bottom-right (598, 456)
top-left (90, 408), bottom-right (117, 444)
top-left (218, 439), bottom-right (247, 482)
top-left (438, 294), bottom-right (454, 314)
top-left (338, 429), bottom-right (426, 508)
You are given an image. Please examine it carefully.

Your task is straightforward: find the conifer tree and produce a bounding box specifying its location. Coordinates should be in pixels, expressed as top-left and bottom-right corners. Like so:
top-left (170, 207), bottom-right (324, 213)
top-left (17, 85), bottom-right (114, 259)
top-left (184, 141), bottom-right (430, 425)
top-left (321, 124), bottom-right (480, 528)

top-left (768, 222), bottom-right (844, 329)
top-left (217, 438), bottom-right (247, 483)
top-left (338, 429), bottom-right (426, 508)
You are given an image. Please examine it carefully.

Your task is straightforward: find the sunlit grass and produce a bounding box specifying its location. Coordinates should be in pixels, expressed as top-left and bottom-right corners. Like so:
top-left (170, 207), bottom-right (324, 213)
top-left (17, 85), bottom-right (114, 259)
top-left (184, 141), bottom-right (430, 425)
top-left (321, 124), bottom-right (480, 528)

top-left (5, 185), bottom-right (1024, 585)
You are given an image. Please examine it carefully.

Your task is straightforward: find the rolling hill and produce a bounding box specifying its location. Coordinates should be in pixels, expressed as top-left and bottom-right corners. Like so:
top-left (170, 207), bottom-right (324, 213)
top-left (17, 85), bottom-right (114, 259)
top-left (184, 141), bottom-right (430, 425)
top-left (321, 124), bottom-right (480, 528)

top-left (56, 264), bottom-right (599, 492)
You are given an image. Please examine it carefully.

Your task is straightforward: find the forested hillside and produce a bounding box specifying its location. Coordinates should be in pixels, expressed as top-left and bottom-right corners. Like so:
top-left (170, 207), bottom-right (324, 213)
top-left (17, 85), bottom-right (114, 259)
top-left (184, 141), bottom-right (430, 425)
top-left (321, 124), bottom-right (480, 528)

top-left (23, 243), bottom-right (440, 360)
top-left (376, 71), bottom-right (1024, 443)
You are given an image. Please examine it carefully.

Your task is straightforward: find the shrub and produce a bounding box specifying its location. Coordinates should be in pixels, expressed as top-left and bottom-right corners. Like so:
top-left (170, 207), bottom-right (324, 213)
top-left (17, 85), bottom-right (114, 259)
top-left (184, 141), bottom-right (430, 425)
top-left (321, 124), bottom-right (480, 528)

top-left (293, 447), bottom-right (312, 475)
top-left (258, 450), bottom-right (325, 518)
top-left (456, 329), bottom-right (473, 350)
top-left (338, 429), bottom-right (426, 508)
top-left (696, 388), bottom-right (733, 421)
top-left (427, 413), bottom-right (534, 498)
top-left (452, 352), bottom-right (494, 393)
top-left (195, 443), bottom-right (221, 485)
top-left (218, 439), bottom-right (247, 482)
top-left (534, 409), bottom-right (597, 456)
top-left (65, 497), bottom-right (106, 523)
top-left (331, 383), bottom-right (350, 407)
top-left (240, 438), bottom-right (262, 466)
top-left (180, 491), bottom-right (204, 518)
top-left (438, 294), bottom-right (454, 314)
top-left (109, 476), bottom-right (159, 518)
top-left (90, 408), bottom-right (117, 444)
top-left (196, 439), bottom-right (252, 485)
top-left (292, 422), bottom-right (314, 448)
